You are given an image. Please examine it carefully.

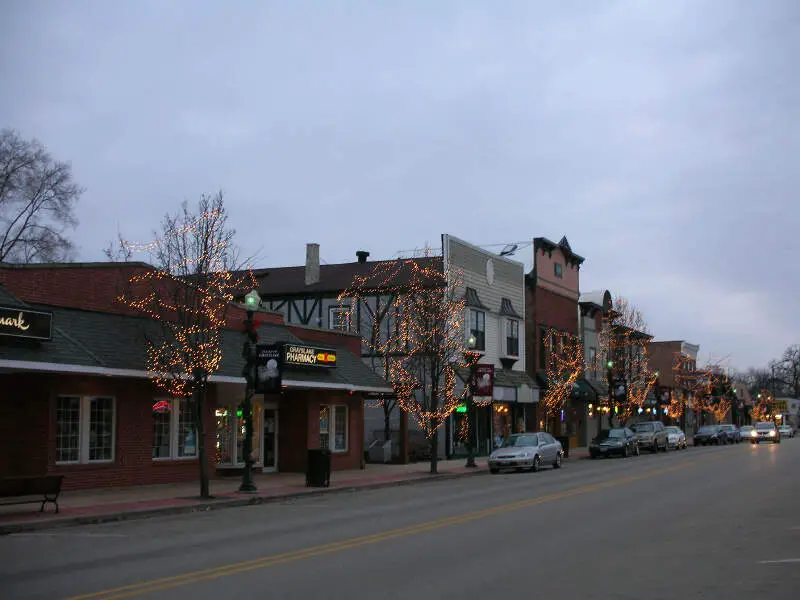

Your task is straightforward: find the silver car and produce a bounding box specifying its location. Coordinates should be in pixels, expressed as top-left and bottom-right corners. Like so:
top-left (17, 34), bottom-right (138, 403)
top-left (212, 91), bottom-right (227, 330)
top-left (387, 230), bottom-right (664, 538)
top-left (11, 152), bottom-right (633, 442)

top-left (665, 426), bottom-right (687, 450)
top-left (631, 421), bottom-right (669, 452)
top-left (488, 432), bottom-right (563, 473)
top-left (778, 425), bottom-right (795, 438)
top-left (751, 421), bottom-right (781, 444)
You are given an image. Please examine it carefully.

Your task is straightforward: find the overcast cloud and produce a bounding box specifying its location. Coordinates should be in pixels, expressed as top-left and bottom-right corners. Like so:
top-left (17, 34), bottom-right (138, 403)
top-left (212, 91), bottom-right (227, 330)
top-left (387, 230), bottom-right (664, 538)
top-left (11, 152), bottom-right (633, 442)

top-left (1, 0), bottom-right (798, 370)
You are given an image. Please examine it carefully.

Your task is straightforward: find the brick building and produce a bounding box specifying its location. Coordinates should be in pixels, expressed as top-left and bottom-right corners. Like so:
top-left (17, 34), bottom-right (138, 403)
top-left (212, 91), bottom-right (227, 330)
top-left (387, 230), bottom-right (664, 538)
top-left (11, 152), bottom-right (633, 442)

top-left (524, 236), bottom-right (585, 446)
top-left (0, 263), bottom-right (391, 491)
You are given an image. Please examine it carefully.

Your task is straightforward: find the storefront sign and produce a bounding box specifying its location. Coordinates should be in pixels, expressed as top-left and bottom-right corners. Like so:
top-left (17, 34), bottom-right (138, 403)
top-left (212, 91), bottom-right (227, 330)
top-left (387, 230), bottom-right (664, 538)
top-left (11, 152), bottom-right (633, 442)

top-left (471, 364), bottom-right (494, 397)
top-left (0, 306), bottom-right (52, 341)
top-left (256, 343), bottom-right (284, 394)
top-left (283, 344), bottom-right (337, 368)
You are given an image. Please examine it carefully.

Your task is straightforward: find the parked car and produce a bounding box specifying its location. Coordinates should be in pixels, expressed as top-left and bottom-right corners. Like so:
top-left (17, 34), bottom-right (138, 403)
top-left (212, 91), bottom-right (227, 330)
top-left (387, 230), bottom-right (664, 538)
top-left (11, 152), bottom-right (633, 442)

top-left (665, 426), bottom-right (687, 450)
top-left (488, 432), bottom-right (563, 473)
top-left (631, 421), bottom-right (669, 452)
top-left (777, 424), bottom-right (795, 438)
top-left (751, 421), bottom-right (780, 444)
top-left (718, 424), bottom-right (742, 443)
top-left (694, 425), bottom-right (726, 446)
top-left (589, 428), bottom-right (640, 459)
top-left (740, 425), bottom-right (754, 440)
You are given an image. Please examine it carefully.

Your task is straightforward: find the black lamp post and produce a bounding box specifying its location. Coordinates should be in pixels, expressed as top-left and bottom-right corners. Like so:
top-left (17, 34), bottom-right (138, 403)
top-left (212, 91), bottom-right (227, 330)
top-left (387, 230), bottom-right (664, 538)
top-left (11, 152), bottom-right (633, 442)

top-left (239, 289), bottom-right (261, 494)
top-left (653, 371), bottom-right (661, 421)
top-left (606, 360), bottom-right (614, 429)
top-left (464, 334), bottom-right (480, 468)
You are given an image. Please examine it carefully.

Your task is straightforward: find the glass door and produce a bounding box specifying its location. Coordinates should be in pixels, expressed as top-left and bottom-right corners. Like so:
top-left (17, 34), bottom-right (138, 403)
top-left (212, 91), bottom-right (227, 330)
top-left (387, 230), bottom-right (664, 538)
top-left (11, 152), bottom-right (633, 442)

top-left (263, 408), bottom-right (278, 472)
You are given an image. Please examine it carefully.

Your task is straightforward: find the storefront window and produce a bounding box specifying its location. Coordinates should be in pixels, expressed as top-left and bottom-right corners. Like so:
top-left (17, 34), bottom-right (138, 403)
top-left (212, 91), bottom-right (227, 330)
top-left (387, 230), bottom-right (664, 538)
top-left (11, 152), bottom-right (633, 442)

top-left (56, 396), bottom-right (116, 464)
top-left (177, 398), bottom-right (197, 457)
top-left (319, 405), bottom-right (348, 452)
top-left (493, 403), bottom-right (511, 447)
top-left (319, 406), bottom-right (330, 449)
top-left (152, 404), bottom-right (171, 458)
top-left (216, 408), bottom-right (233, 464)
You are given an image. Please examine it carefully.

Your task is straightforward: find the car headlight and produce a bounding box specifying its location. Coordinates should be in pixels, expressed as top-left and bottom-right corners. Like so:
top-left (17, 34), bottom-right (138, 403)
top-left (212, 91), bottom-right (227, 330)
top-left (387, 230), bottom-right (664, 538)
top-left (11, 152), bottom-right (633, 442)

top-left (751, 430), bottom-right (758, 437)
top-left (769, 430), bottom-right (776, 437)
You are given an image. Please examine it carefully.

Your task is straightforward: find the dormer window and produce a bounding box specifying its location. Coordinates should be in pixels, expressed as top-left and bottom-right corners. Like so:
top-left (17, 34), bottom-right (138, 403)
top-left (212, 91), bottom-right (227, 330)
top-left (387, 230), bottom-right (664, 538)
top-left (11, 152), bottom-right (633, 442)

top-left (328, 306), bottom-right (351, 332)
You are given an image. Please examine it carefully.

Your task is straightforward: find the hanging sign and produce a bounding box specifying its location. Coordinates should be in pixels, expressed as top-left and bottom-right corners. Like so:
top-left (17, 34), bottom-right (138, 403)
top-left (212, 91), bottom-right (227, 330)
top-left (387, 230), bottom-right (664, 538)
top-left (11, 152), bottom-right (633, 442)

top-left (471, 364), bottom-right (495, 397)
top-left (256, 343), bottom-right (284, 394)
top-left (283, 344), bottom-right (337, 368)
top-left (0, 306), bottom-right (53, 341)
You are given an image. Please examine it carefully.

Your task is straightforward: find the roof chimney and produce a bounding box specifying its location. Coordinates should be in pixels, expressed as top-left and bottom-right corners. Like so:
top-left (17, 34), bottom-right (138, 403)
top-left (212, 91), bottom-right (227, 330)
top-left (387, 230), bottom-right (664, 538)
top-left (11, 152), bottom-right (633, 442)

top-left (356, 250), bottom-right (370, 264)
top-left (305, 243), bottom-right (320, 286)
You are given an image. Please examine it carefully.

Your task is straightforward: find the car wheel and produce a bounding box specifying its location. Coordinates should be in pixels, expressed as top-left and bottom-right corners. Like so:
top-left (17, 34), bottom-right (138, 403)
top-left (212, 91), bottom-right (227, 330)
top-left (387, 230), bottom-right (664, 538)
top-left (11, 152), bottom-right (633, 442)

top-left (490, 468), bottom-right (499, 474)
top-left (554, 453), bottom-right (562, 469)
top-left (635, 444), bottom-right (640, 456)
top-left (694, 441), bottom-right (699, 447)
top-left (622, 445), bottom-right (629, 459)
top-left (663, 440), bottom-right (669, 452)
top-left (590, 451), bottom-right (597, 459)
top-left (652, 441), bottom-right (658, 453)
top-left (532, 455), bottom-right (541, 472)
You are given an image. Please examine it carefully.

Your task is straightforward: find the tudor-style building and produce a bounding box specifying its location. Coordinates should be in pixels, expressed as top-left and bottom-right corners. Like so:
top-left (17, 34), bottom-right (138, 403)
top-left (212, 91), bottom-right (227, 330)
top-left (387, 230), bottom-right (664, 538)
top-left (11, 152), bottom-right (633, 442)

top-left (0, 263), bottom-right (391, 491)
top-left (252, 244), bottom-right (436, 462)
top-left (524, 236), bottom-right (585, 447)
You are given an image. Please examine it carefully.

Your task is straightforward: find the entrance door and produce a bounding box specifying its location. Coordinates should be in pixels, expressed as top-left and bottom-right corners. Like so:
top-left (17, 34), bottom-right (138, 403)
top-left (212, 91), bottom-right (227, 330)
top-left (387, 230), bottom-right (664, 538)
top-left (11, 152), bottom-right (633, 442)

top-left (263, 408), bottom-right (278, 472)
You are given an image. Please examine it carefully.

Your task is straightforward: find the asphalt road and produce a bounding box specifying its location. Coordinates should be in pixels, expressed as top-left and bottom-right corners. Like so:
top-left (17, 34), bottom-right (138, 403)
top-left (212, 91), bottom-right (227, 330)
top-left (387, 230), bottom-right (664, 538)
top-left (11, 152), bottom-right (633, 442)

top-left (1, 439), bottom-right (799, 600)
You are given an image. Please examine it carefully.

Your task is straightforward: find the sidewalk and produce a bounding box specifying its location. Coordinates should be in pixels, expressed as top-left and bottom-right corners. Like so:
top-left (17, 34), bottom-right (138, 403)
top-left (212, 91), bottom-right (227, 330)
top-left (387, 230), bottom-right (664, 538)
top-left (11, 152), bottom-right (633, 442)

top-left (0, 459), bottom-right (491, 535)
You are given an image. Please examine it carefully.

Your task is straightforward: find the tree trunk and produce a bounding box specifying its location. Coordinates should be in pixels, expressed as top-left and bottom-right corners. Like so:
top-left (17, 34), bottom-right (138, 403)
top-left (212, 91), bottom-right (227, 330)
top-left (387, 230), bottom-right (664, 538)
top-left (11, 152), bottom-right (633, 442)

top-left (194, 377), bottom-right (211, 499)
top-left (383, 401), bottom-right (391, 442)
top-left (429, 428), bottom-right (439, 474)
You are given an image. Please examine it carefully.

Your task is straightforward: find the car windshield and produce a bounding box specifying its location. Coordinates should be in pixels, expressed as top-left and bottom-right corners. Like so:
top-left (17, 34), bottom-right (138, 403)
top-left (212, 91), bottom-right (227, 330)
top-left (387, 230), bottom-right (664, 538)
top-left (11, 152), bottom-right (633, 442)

top-left (755, 423), bottom-right (775, 430)
top-left (665, 427), bottom-right (682, 434)
top-left (740, 426), bottom-right (753, 431)
top-left (634, 423), bottom-right (654, 432)
top-left (597, 429), bottom-right (626, 439)
top-left (501, 435), bottom-right (538, 448)
top-left (697, 426), bottom-right (716, 433)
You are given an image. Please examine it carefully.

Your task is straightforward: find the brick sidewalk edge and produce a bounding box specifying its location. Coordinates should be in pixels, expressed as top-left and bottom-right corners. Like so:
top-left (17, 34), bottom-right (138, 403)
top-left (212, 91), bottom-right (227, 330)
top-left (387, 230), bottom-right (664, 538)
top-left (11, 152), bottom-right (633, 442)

top-left (0, 468), bottom-right (490, 535)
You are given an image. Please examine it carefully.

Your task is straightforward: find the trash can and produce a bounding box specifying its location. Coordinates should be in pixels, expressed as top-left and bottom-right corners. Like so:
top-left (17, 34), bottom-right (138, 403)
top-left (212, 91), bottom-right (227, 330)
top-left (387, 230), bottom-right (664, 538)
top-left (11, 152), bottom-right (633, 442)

top-left (555, 436), bottom-right (570, 458)
top-left (306, 448), bottom-right (331, 487)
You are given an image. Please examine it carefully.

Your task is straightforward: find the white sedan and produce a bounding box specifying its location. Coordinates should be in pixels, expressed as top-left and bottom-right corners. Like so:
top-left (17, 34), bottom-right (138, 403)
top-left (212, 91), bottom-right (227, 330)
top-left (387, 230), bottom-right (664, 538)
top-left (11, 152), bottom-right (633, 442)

top-left (665, 426), bottom-right (687, 450)
top-left (778, 425), bottom-right (795, 438)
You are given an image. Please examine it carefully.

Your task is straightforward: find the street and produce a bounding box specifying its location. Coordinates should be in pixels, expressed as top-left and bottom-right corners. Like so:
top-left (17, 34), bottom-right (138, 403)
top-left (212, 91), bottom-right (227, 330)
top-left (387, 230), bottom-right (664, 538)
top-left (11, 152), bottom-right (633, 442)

top-left (1, 440), bottom-right (799, 600)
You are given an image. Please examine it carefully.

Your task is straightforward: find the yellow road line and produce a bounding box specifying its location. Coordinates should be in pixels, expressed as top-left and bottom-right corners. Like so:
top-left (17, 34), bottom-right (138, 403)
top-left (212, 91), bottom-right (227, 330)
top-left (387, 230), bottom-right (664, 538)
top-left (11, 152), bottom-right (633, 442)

top-left (66, 456), bottom-right (713, 600)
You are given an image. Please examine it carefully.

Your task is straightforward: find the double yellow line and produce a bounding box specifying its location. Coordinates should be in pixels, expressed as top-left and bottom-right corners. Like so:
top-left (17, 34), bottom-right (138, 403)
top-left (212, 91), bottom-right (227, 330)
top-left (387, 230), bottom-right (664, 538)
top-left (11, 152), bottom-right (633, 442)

top-left (67, 459), bottom-right (703, 599)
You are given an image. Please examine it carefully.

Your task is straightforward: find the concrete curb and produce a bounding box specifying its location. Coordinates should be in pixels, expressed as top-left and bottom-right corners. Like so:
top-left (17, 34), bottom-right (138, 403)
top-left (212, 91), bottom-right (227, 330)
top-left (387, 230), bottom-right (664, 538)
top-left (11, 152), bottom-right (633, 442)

top-left (0, 468), bottom-right (489, 535)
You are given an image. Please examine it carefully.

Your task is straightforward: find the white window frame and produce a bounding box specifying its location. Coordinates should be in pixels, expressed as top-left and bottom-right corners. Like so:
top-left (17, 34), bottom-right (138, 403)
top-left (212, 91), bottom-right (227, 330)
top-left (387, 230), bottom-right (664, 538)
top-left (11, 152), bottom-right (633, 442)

top-left (505, 319), bottom-right (520, 357)
top-left (320, 404), bottom-right (348, 453)
top-left (55, 395), bottom-right (116, 465)
top-left (152, 398), bottom-right (198, 461)
top-left (469, 309), bottom-right (486, 352)
top-left (329, 306), bottom-right (352, 332)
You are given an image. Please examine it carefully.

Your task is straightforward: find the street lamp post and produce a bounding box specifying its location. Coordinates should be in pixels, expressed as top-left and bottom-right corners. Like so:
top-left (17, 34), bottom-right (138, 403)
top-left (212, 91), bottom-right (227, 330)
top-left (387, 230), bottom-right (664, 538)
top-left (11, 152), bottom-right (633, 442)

top-left (464, 334), bottom-right (480, 468)
top-left (653, 371), bottom-right (661, 421)
top-left (239, 289), bottom-right (261, 494)
top-left (606, 360), bottom-right (614, 429)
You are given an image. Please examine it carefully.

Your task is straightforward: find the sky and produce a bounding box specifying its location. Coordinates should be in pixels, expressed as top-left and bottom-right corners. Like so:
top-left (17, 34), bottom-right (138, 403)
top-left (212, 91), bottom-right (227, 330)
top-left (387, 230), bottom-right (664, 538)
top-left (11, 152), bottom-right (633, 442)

top-left (1, 0), bottom-right (798, 371)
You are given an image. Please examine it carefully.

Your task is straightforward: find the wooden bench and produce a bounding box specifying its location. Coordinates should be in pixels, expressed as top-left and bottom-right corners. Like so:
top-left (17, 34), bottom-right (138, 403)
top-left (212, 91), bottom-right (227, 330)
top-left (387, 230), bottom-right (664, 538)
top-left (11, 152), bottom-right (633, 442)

top-left (0, 475), bottom-right (64, 514)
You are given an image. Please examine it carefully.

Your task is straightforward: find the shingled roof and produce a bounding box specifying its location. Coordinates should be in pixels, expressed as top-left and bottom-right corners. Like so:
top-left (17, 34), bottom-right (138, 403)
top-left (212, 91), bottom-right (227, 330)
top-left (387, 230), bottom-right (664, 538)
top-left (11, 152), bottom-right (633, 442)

top-left (252, 256), bottom-right (443, 297)
top-left (0, 294), bottom-right (392, 393)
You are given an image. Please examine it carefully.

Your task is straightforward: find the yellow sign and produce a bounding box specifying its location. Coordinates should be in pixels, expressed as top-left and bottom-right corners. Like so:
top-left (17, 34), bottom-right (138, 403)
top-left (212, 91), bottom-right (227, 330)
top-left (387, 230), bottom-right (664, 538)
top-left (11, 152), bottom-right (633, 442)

top-left (774, 400), bottom-right (788, 412)
top-left (0, 312), bottom-right (29, 331)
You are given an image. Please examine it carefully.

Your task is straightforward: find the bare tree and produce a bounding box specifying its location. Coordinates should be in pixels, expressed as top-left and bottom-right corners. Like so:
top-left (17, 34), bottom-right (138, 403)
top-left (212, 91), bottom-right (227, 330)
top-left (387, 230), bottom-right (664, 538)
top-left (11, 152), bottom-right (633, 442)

top-left (116, 192), bottom-right (254, 498)
top-left (374, 250), bottom-right (471, 474)
top-left (596, 296), bottom-right (657, 425)
top-left (541, 330), bottom-right (584, 428)
top-left (772, 345), bottom-right (800, 398)
top-left (339, 260), bottom-right (414, 444)
top-left (0, 129), bottom-right (82, 263)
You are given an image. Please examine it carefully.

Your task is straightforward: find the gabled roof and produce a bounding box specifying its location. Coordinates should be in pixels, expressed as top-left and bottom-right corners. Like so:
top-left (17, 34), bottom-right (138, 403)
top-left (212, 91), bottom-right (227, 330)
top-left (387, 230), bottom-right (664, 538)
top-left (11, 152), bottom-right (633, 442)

top-left (534, 236), bottom-right (585, 267)
top-left (252, 256), bottom-right (443, 297)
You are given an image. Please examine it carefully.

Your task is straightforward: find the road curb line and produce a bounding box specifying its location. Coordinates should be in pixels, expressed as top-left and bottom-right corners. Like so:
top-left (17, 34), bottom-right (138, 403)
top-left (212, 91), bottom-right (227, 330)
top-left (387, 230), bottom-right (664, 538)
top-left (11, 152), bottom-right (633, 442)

top-left (0, 469), bottom-right (489, 535)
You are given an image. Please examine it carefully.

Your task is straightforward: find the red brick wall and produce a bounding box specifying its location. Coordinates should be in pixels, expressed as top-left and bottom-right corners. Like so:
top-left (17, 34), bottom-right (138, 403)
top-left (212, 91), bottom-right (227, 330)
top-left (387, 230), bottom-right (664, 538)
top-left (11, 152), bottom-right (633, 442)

top-left (0, 372), bottom-right (218, 491)
top-left (525, 283), bottom-right (580, 375)
top-left (287, 325), bottom-right (362, 356)
top-left (0, 264), bottom-right (284, 327)
top-left (648, 341), bottom-right (683, 388)
top-left (278, 390), bottom-right (363, 473)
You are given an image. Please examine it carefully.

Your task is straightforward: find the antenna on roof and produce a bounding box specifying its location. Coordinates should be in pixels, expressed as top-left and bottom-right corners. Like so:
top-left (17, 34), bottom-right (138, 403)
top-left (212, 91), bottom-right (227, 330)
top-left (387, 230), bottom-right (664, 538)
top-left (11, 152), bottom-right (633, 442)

top-left (499, 244), bottom-right (519, 257)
